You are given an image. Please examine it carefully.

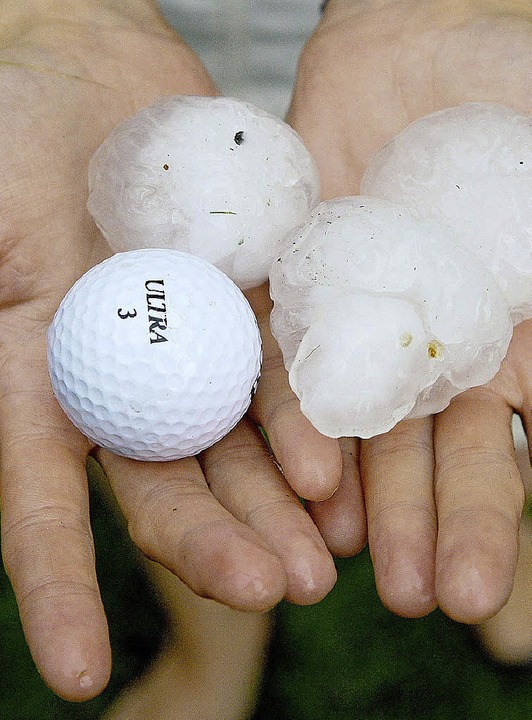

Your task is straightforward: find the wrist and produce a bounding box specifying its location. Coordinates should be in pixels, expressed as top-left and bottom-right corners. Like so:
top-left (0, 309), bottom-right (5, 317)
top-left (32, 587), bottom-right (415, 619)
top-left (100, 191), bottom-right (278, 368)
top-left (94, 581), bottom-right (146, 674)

top-left (0, 0), bottom-right (169, 34)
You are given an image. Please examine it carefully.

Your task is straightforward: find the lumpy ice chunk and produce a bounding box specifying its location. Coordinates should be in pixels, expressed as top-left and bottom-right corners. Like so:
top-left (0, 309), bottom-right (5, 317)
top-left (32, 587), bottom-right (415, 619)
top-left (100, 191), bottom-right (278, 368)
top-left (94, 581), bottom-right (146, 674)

top-left (361, 103), bottom-right (532, 323)
top-left (269, 197), bottom-right (513, 438)
top-left (290, 295), bottom-right (434, 438)
top-left (87, 95), bottom-right (320, 289)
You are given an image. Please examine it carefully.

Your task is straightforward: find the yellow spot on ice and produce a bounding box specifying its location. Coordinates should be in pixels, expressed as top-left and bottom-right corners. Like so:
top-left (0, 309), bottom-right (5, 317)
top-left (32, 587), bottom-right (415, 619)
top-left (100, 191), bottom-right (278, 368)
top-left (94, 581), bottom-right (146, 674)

top-left (428, 340), bottom-right (444, 359)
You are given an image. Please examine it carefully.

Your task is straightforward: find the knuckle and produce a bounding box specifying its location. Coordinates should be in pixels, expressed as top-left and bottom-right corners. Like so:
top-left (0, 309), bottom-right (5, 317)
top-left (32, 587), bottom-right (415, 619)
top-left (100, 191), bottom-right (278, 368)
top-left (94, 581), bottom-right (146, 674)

top-left (258, 348), bottom-right (286, 376)
top-left (126, 482), bottom-right (210, 555)
top-left (368, 500), bottom-right (437, 531)
top-left (203, 438), bottom-right (274, 481)
top-left (261, 395), bottom-right (300, 430)
top-left (244, 496), bottom-right (298, 530)
top-left (364, 420), bottom-right (433, 460)
top-left (2, 504), bottom-right (93, 573)
top-left (17, 577), bottom-right (100, 615)
top-left (437, 446), bottom-right (515, 475)
top-left (438, 503), bottom-right (522, 535)
top-left (436, 446), bottom-right (525, 510)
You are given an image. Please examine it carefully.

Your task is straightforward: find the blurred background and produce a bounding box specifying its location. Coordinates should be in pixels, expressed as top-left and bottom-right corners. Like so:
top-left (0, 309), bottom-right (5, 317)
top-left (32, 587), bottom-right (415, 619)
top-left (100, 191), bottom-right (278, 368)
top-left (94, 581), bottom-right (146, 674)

top-left (0, 461), bottom-right (530, 719)
top-left (0, 1), bottom-right (530, 718)
top-left (158, 0), bottom-right (320, 117)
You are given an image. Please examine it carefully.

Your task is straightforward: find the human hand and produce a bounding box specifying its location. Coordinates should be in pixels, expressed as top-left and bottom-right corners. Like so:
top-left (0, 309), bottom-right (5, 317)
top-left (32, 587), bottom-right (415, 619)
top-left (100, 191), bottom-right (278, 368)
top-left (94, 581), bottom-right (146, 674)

top-left (0, 0), bottom-right (336, 701)
top-left (280, 0), bottom-right (531, 622)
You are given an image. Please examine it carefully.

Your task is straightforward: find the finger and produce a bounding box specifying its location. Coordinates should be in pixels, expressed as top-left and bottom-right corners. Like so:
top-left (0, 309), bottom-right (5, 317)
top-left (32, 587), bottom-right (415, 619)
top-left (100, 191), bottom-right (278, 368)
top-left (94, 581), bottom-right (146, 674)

top-left (434, 388), bottom-right (525, 624)
top-left (519, 408), bottom-right (532, 471)
top-left (0, 352), bottom-right (111, 701)
top-left (513, 414), bottom-right (532, 496)
top-left (306, 437), bottom-right (367, 557)
top-left (200, 418), bottom-right (337, 605)
top-left (506, 319), bottom-right (532, 469)
top-left (1, 442), bottom-right (111, 702)
top-left (246, 284), bottom-right (343, 502)
top-left (95, 448), bottom-right (287, 613)
top-left (360, 417), bottom-right (438, 618)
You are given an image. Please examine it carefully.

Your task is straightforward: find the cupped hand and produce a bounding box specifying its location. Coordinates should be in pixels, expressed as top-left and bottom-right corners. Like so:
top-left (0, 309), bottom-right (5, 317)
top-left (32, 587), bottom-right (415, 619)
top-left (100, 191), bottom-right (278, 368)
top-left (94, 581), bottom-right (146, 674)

top-left (0, 3), bottom-right (336, 701)
top-left (279, 0), bottom-right (531, 622)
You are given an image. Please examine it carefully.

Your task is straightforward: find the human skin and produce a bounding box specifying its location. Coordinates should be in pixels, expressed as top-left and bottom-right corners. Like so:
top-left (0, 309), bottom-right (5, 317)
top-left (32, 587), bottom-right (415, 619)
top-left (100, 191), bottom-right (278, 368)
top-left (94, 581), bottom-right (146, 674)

top-left (0, 0), bottom-right (530, 705)
top-left (281, 0), bottom-right (531, 620)
top-left (0, 0), bottom-right (339, 702)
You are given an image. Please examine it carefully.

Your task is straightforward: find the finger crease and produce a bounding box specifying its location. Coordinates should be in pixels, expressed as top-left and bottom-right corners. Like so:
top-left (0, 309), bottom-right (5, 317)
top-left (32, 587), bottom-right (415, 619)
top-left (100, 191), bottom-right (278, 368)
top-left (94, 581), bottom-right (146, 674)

top-left (18, 577), bottom-right (100, 610)
top-left (368, 500), bottom-right (437, 529)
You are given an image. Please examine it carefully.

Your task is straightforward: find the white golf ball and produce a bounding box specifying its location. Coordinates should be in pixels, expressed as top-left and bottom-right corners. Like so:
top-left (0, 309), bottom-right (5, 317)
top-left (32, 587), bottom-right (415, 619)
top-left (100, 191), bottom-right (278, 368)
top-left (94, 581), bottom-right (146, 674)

top-left (269, 197), bottom-right (513, 438)
top-left (48, 249), bottom-right (262, 460)
top-left (361, 103), bottom-right (532, 323)
top-left (87, 95), bottom-right (320, 290)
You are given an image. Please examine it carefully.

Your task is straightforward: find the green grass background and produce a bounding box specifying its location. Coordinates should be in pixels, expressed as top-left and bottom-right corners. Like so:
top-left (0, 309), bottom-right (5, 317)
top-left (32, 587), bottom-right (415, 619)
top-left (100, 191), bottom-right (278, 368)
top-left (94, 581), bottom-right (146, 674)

top-left (0, 463), bottom-right (530, 720)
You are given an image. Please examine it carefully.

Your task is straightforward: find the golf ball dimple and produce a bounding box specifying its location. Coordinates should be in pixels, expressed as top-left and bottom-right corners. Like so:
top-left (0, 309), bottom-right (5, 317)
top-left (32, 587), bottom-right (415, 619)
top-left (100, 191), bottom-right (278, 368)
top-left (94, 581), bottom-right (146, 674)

top-left (47, 249), bottom-right (262, 460)
top-left (87, 95), bottom-right (320, 290)
top-left (360, 103), bottom-right (532, 323)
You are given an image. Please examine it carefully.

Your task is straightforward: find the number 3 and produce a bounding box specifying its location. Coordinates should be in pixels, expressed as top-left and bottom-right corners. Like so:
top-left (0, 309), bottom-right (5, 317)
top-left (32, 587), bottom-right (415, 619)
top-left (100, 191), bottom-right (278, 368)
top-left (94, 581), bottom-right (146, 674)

top-left (117, 308), bottom-right (138, 319)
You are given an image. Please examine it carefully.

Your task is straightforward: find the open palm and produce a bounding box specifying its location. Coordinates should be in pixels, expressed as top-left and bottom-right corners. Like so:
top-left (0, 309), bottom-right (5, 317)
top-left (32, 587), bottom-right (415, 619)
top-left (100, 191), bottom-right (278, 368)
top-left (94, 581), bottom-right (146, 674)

top-left (282, 0), bottom-right (531, 621)
top-left (0, 6), bottom-right (336, 701)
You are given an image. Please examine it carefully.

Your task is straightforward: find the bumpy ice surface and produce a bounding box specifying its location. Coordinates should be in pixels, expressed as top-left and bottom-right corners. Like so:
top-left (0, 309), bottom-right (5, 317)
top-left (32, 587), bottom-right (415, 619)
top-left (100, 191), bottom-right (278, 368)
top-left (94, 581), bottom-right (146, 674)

top-left (361, 103), bottom-right (532, 323)
top-left (269, 198), bottom-right (513, 438)
top-left (48, 249), bottom-right (262, 460)
top-left (87, 95), bottom-right (319, 290)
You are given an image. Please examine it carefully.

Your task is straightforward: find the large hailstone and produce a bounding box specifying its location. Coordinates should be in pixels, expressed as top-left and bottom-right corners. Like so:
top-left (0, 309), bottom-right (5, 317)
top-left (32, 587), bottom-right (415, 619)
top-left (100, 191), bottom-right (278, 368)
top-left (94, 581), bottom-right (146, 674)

top-left (361, 103), bottom-right (532, 323)
top-left (87, 95), bottom-right (319, 289)
top-left (269, 197), bottom-right (513, 438)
